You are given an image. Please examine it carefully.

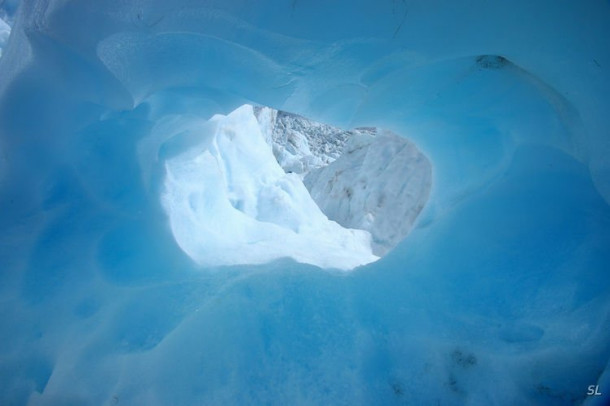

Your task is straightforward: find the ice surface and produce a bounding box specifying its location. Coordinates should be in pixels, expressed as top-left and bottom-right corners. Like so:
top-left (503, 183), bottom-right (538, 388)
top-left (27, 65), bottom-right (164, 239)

top-left (0, 0), bottom-right (609, 405)
top-left (254, 106), bottom-right (432, 256)
top-left (254, 106), bottom-right (353, 177)
top-left (0, 11), bottom-right (10, 58)
top-left (0, 18), bottom-right (8, 55)
top-left (162, 104), bottom-right (377, 270)
top-left (305, 129), bottom-right (431, 256)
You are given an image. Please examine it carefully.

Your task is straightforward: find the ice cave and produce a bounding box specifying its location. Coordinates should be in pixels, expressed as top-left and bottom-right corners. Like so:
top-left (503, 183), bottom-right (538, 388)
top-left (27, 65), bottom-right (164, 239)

top-left (0, 1), bottom-right (609, 405)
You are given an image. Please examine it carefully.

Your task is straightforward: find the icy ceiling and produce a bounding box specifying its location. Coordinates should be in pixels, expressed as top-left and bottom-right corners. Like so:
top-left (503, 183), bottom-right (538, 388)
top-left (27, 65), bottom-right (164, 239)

top-left (0, 0), bottom-right (609, 405)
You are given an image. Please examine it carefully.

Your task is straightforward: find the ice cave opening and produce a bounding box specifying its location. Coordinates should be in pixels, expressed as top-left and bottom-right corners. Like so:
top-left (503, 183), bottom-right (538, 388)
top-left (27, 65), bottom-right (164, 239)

top-left (161, 104), bottom-right (432, 270)
top-left (1, 1), bottom-right (610, 405)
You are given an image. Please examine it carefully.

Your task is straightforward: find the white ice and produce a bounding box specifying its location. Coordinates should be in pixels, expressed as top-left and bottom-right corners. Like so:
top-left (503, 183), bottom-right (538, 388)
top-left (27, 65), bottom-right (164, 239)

top-left (162, 104), bottom-right (378, 270)
top-left (305, 129), bottom-right (432, 255)
top-left (254, 106), bottom-right (432, 256)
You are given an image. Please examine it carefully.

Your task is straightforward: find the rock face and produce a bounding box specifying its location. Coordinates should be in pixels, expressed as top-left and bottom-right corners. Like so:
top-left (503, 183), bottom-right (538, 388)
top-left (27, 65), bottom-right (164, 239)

top-left (255, 106), bottom-right (432, 256)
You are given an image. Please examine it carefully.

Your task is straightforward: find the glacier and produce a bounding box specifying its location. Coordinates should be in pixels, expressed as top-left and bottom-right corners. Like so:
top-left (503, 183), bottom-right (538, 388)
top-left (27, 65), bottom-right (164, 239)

top-left (253, 105), bottom-right (432, 257)
top-left (0, 0), bottom-right (610, 405)
top-left (303, 127), bottom-right (431, 256)
top-left (162, 104), bottom-right (378, 270)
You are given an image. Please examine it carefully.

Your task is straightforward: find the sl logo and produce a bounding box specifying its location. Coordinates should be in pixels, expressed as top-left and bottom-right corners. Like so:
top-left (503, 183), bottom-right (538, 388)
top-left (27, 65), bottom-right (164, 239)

top-left (587, 385), bottom-right (603, 396)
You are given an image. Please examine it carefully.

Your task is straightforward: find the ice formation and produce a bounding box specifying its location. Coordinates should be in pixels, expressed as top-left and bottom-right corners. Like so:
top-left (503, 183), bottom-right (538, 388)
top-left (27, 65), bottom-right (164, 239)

top-left (162, 103), bottom-right (429, 268)
top-left (304, 128), bottom-right (431, 256)
top-left (254, 106), bottom-right (432, 256)
top-left (0, 0), bottom-right (609, 405)
top-left (254, 106), bottom-right (356, 176)
top-left (162, 104), bottom-right (378, 270)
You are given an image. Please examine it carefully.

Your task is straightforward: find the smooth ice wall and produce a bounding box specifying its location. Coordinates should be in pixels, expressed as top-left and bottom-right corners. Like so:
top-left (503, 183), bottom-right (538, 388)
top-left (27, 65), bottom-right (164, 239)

top-left (0, 0), bottom-right (609, 405)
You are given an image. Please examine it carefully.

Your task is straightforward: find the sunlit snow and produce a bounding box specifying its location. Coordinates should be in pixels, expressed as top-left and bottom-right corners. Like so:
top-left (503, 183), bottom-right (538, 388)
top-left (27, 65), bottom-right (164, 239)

top-left (162, 104), bottom-right (378, 270)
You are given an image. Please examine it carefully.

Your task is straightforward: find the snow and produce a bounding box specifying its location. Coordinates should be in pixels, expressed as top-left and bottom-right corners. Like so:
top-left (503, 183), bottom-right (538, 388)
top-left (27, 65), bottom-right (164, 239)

top-left (0, 0), bottom-right (609, 405)
top-left (254, 106), bottom-right (432, 256)
top-left (162, 104), bottom-right (377, 270)
top-left (305, 129), bottom-right (432, 256)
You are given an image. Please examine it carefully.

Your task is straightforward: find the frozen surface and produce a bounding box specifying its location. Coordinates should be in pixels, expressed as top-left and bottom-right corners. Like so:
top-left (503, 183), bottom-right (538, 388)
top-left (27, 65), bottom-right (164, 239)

top-left (0, 18), bottom-right (8, 57)
top-left (305, 129), bottom-right (431, 255)
top-left (162, 104), bottom-right (377, 270)
top-left (254, 106), bottom-right (353, 176)
top-left (0, 0), bottom-right (609, 405)
top-left (254, 106), bottom-right (432, 256)
top-left (0, 9), bottom-right (11, 58)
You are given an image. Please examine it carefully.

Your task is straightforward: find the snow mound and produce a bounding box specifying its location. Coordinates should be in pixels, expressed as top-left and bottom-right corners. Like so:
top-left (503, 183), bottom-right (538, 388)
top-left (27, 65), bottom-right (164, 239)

top-left (162, 104), bottom-right (378, 270)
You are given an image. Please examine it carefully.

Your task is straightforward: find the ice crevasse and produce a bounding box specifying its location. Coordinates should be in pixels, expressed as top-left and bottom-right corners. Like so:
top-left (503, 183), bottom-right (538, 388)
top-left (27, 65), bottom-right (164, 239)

top-left (0, 1), bottom-right (610, 405)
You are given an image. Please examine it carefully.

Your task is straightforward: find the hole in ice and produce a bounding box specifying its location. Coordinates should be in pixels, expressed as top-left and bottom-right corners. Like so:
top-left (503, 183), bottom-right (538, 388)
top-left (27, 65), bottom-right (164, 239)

top-left (161, 104), bottom-right (431, 270)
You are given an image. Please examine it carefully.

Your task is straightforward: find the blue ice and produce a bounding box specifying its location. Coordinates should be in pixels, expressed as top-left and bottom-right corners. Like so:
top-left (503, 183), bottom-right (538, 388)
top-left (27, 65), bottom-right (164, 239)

top-left (0, 0), bottom-right (609, 405)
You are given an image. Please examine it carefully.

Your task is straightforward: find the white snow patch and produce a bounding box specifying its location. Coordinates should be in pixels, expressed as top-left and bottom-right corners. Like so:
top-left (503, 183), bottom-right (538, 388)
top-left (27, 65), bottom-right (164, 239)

top-left (162, 104), bottom-right (378, 270)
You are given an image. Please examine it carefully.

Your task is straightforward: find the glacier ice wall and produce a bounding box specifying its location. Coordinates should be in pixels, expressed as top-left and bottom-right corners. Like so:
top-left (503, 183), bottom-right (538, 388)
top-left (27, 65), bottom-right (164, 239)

top-left (304, 128), bottom-right (431, 256)
top-left (0, 0), bottom-right (610, 405)
top-left (162, 104), bottom-right (377, 270)
top-left (254, 106), bottom-right (432, 256)
top-left (254, 106), bottom-right (351, 176)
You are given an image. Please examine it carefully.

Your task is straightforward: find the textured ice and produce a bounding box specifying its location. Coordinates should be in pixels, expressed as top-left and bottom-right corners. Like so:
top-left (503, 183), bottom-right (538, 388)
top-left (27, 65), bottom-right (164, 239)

top-left (254, 106), bottom-right (353, 176)
top-left (0, 0), bottom-right (609, 405)
top-left (162, 104), bottom-right (377, 270)
top-left (305, 129), bottom-right (431, 256)
top-left (0, 0), bottom-right (17, 55)
top-left (255, 106), bottom-right (432, 256)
